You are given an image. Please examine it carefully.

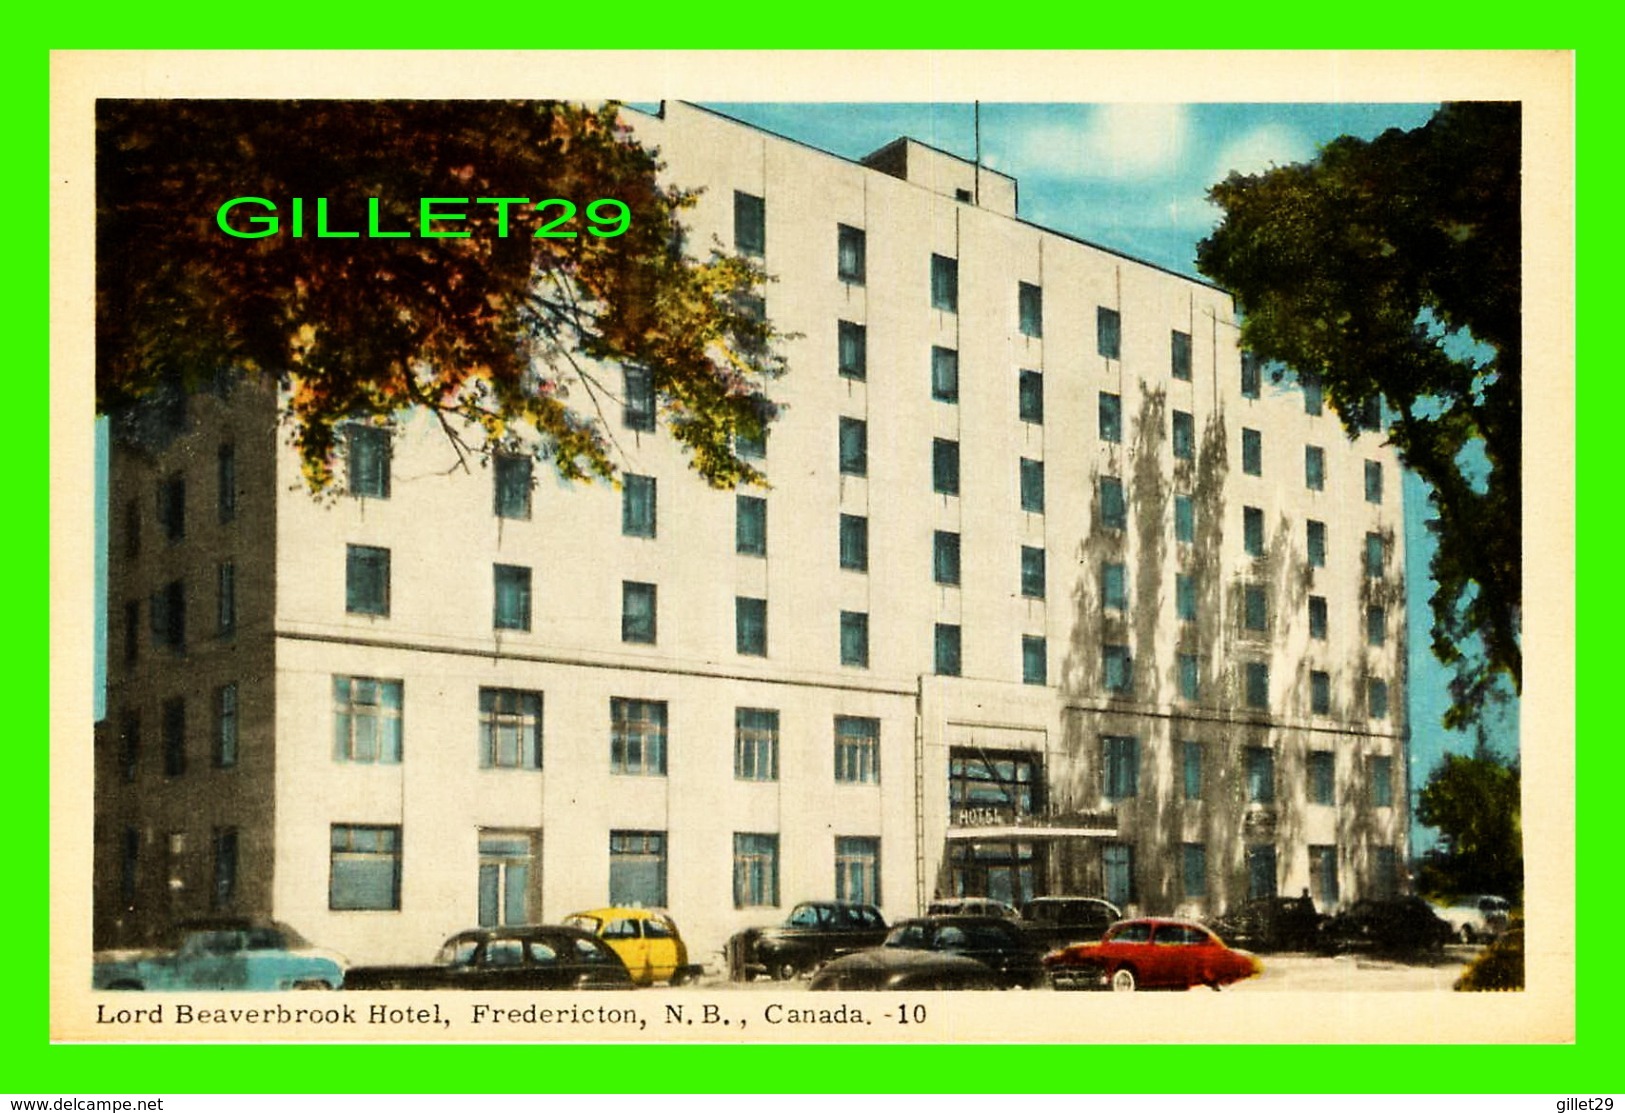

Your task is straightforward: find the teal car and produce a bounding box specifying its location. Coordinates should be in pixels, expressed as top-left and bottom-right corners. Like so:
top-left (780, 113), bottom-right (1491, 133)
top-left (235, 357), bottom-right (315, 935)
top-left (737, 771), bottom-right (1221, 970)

top-left (93, 918), bottom-right (347, 991)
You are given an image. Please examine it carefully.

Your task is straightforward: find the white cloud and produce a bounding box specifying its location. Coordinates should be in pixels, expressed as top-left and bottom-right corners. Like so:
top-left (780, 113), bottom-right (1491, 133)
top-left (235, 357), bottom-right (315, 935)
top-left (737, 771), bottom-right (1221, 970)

top-left (1210, 124), bottom-right (1313, 180)
top-left (991, 105), bottom-right (1192, 182)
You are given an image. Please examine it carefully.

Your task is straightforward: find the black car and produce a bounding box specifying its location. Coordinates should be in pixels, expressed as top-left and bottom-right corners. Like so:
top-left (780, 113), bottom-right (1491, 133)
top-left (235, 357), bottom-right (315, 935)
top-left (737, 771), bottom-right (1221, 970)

top-left (809, 948), bottom-right (1003, 991)
top-left (1318, 897), bottom-right (1454, 954)
top-left (1208, 896), bottom-right (1325, 952)
top-left (343, 926), bottom-right (634, 990)
top-left (1018, 896), bottom-right (1122, 951)
top-left (726, 900), bottom-right (889, 981)
top-left (811, 915), bottom-right (1048, 990)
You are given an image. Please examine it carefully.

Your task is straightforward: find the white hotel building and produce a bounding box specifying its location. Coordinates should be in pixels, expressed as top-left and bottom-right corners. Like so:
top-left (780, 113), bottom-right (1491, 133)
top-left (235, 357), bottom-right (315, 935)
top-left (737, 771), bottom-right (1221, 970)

top-left (94, 102), bottom-right (1410, 965)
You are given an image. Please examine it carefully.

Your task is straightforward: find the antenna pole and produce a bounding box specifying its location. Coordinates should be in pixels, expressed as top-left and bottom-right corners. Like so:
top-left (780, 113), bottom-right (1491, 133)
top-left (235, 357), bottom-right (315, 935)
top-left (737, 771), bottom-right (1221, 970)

top-left (973, 100), bottom-right (981, 205)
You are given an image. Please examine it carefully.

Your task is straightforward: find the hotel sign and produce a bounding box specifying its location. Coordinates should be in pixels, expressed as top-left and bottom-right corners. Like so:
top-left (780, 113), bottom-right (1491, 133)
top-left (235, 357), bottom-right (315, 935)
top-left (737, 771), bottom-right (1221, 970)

top-left (948, 805), bottom-right (1118, 837)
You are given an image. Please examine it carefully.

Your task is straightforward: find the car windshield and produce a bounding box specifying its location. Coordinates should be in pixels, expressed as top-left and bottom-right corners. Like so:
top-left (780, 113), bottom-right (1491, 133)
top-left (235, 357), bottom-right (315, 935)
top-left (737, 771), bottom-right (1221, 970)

top-left (1106, 922), bottom-right (1153, 944)
top-left (562, 915), bottom-right (601, 933)
top-left (435, 937), bottom-right (480, 966)
top-left (885, 924), bottom-right (930, 949)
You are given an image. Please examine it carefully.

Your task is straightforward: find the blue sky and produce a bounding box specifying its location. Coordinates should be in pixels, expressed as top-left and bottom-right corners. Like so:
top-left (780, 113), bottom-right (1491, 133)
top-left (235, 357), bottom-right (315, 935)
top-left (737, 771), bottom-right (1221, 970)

top-left (92, 99), bottom-right (1517, 849)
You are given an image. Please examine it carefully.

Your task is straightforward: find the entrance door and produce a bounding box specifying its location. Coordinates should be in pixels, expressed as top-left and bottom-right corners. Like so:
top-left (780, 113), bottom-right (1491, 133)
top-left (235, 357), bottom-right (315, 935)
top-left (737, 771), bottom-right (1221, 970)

top-left (947, 841), bottom-right (1041, 906)
top-left (479, 831), bottom-right (539, 927)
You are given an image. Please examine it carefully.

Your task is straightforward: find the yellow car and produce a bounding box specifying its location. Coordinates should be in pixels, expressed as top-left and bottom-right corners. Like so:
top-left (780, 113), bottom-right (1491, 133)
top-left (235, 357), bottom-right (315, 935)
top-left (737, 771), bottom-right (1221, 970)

top-left (563, 908), bottom-right (702, 986)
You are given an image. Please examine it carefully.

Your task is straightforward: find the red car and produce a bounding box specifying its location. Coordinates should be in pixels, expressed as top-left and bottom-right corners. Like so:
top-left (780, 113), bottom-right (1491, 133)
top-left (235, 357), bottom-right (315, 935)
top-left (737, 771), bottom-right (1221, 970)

top-left (1043, 917), bottom-right (1262, 992)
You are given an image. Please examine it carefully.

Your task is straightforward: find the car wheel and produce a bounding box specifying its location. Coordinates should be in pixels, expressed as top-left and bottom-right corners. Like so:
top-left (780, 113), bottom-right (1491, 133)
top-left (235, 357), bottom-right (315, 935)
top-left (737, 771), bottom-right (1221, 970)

top-left (670, 969), bottom-right (693, 987)
top-left (1110, 967), bottom-right (1137, 992)
top-left (292, 979), bottom-right (333, 990)
top-left (772, 961), bottom-right (799, 981)
top-left (1459, 925), bottom-right (1474, 945)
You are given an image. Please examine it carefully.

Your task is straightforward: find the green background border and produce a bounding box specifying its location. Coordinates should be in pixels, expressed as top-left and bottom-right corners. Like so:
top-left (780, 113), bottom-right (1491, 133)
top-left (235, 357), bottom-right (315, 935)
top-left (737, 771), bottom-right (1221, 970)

top-left (28, 12), bottom-right (1596, 1095)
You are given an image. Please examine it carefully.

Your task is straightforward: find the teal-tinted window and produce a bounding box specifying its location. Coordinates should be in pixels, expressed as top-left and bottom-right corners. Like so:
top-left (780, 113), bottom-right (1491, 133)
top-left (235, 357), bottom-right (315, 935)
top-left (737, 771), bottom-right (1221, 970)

top-left (494, 454), bottom-right (532, 519)
top-left (479, 687), bottom-right (541, 769)
top-left (330, 824), bottom-right (401, 911)
top-left (736, 596), bottom-right (767, 657)
top-left (1245, 661), bottom-right (1269, 709)
top-left (1305, 446), bottom-right (1325, 491)
top-left (835, 837), bottom-right (880, 904)
top-left (1018, 282), bottom-right (1043, 338)
top-left (1307, 520), bottom-right (1327, 567)
top-left (1182, 843), bottom-right (1207, 899)
top-left (931, 254), bottom-right (958, 312)
top-left (1098, 392), bottom-right (1122, 443)
top-left (611, 697), bottom-right (667, 775)
top-left (1182, 741), bottom-right (1204, 799)
top-left (839, 514), bottom-right (868, 572)
top-left (1367, 605), bottom-right (1386, 646)
top-left (838, 320), bottom-right (867, 379)
top-left (1243, 506), bottom-right (1264, 556)
top-left (1241, 352), bottom-right (1261, 398)
top-left (493, 564), bottom-right (531, 631)
top-left (840, 611), bottom-right (869, 668)
top-left (837, 224), bottom-right (866, 284)
top-left (1019, 370), bottom-right (1044, 423)
top-left (1246, 746), bottom-right (1276, 803)
top-left (734, 708), bottom-right (779, 781)
top-left (1020, 546), bottom-right (1046, 599)
top-left (623, 367), bottom-right (655, 431)
top-left (1175, 573), bottom-right (1196, 622)
top-left (345, 545), bottom-right (390, 616)
top-left (1020, 458), bottom-right (1045, 513)
top-left (736, 495), bottom-right (767, 557)
top-left (622, 474), bottom-right (656, 538)
top-left (1172, 410), bottom-right (1194, 460)
top-left (1103, 644), bottom-right (1133, 694)
top-left (932, 346), bottom-right (959, 403)
top-left (1097, 307), bottom-right (1121, 359)
top-left (1303, 373), bottom-right (1323, 415)
top-left (1366, 460), bottom-right (1384, 504)
top-left (933, 531), bottom-right (961, 586)
top-left (1178, 653), bottom-right (1199, 700)
top-left (1242, 428), bottom-right (1262, 476)
top-left (1309, 595), bottom-right (1328, 640)
top-left (1022, 635), bottom-right (1047, 685)
top-left (1102, 735), bottom-right (1138, 800)
top-left (1100, 477), bottom-right (1126, 530)
top-left (1171, 329), bottom-right (1192, 380)
top-left (1369, 678), bottom-right (1390, 720)
top-left (1311, 845), bottom-right (1339, 907)
top-left (1365, 532), bottom-right (1385, 577)
top-left (933, 438), bottom-right (960, 496)
top-left (1244, 584), bottom-right (1267, 631)
top-left (621, 581), bottom-right (657, 644)
top-left (835, 716), bottom-right (880, 784)
top-left (839, 417), bottom-right (867, 476)
top-left (333, 676), bottom-right (403, 764)
top-left (934, 623), bottom-right (962, 677)
top-left (1175, 495), bottom-right (1194, 543)
top-left (1103, 562), bottom-right (1128, 611)
top-left (1310, 670), bottom-right (1331, 714)
top-left (1371, 756), bottom-right (1394, 806)
top-left (1247, 844), bottom-right (1277, 900)
top-left (608, 831), bottom-right (665, 909)
top-left (733, 833), bottom-right (778, 908)
top-left (347, 425), bottom-right (391, 499)
top-left (1309, 751), bottom-right (1335, 805)
top-left (734, 191), bottom-right (764, 255)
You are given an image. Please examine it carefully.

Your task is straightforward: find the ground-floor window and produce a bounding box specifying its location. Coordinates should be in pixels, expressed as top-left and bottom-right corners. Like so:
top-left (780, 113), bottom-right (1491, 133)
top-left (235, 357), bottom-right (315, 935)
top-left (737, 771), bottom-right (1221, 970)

top-left (948, 748), bottom-right (1042, 818)
top-left (212, 827), bottom-right (238, 910)
top-left (330, 824), bottom-right (402, 911)
top-left (1182, 842), bottom-right (1207, 900)
top-left (733, 832), bottom-right (779, 908)
top-left (1247, 844), bottom-right (1278, 900)
top-left (1103, 842), bottom-right (1135, 907)
top-left (609, 830), bottom-right (666, 908)
top-left (479, 831), bottom-right (538, 926)
top-left (1372, 846), bottom-right (1399, 899)
top-left (946, 841), bottom-right (1041, 907)
top-left (1309, 844), bottom-right (1339, 909)
top-left (835, 836), bottom-right (880, 904)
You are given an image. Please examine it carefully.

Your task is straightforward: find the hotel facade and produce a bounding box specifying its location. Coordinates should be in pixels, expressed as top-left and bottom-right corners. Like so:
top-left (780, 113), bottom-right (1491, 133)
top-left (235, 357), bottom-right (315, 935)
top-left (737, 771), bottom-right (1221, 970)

top-left (95, 102), bottom-right (1410, 965)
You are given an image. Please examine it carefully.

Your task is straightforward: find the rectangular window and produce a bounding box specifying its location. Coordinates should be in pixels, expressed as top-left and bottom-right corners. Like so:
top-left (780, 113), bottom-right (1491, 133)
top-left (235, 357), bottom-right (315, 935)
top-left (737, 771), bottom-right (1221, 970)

top-left (1103, 644), bottom-right (1133, 694)
top-left (1246, 746), bottom-right (1276, 804)
top-left (1018, 370), bottom-right (1044, 424)
top-left (930, 254), bottom-right (958, 313)
top-left (931, 346), bottom-right (959, 403)
top-left (479, 688), bottom-right (542, 770)
top-left (1244, 584), bottom-right (1267, 631)
top-left (1303, 374), bottom-right (1324, 416)
top-left (934, 623), bottom-right (962, 677)
top-left (1307, 520), bottom-right (1327, 568)
top-left (329, 824), bottom-right (401, 911)
top-left (1182, 741), bottom-right (1204, 800)
top-left (1370, 755), bottom-right (1394, 807)
top-left (1245, 661), bottom-right (1269, 710)
top-left (1104, 843), bottom-right (1135, 908)
top-left (1243, 507), bottom-right (1264, 557)
top-left (839, 514), bottom-right (868, 572)
top-left (734, 708), bottom-right (779, 781)
top-left (1020, 546), bottom-right (1046, 600)
top-left (837, 224), bottom-right (865, 284)
top-left (1369, 678), bottom-right (1390, 720)
top-left (621, 474), bottom-right (656, 538)
top-left (1178, 653), bottom-right (1200, 700)
top-left (162, 697), bottom-right (186, 777)
top-left (493, 564), bottom-right (532, 631)
top-left (1309, 751), bottom-right (1335, 806)
top-left (839, 416), bottom-right (868, 476)
top-left (840, 611), bottom-right (869, 668)
top-left (1365, 532), bottom-right (1386, 578)
top-left (157, 474), bottom-right (186, 542)
top-left (736, 596), bottom-right (767, 656)
top-left (1102, 735), bottom-right (1138, 800)
top-left (1020, 458), bottom-right (1045, 514)
top-left (735, 419), bottom-right (766, 461)
top-left (212, 828), bottom-right (238, 910)
top-left (214, 683), bottom-right (238, 768)
top-left (123, 600), bottom-right (140, 665)
top-left (1182, 843), bottom-right (1207, 900)
top-left (1175, 573), bottom-right (1196, 622)
top-left (1311, 670), bottom-right (1331, 714)
top-left (835, 837), bottom-right (880, 904)
top-left (478, 832), bottom-right (538, 926)
top-left (345, 545), bottom-right (390, 616)
top-left (1022, 635), bottom-right (1047, 686)
top-left (1175, 495), bottom-right (1194, 543)
top-left (1241, 352), bottom-right (1261, 399)
top-left (1100, 477), bottom-right (1126, 530)
top-left (1367, 605), bottom-right (1386, 647)
top-left (608, 831), bottom-right (666, 909)
top-left (494, 455), bottom-right (532, 520)
top-left (621, 581), bottom-right (657, 644)
top-left (1018, 282), bottom-right (1043, 338)
top-left (346, 425), bottom-right (391, 499)
top-left (835, 716), bottom-right (880, 784)
top-left (1247, 844), bottom-right (1277, 900)
top-left (216, 562), bottom-right (235, 637)
top-left (1305, 446), bottom-right (1325, 491)
top-left (1309, 595), bottom-right (1328, 640)
top-left (1171, 329), bottom-right (1192, 380)
top-left (933, 531), bottom-right (961, 586)
top-left (1357, 396), bottom-right (1383, 431)
top-left (838, 320), bottom-right (867, 379)
top-left (150, 579), bottom-right (186, 650)
top-left (733, 833), bottom-right (779, 908)
top-left (611, 697), bottom-right (667, 776)
top-left (1242, 428), bottom-right (1262, 476)
top-left (1096, 307), bottom-right (1121, 360)
top-left (1098, 392), bottom-right (1122, 443)
top-left (1374, 846), bottom-right (1399, 898)
top-left (1103, 562), bottom-right (1128, 612)
top-left (734, 190), bottom-right (765, 256)
top-left (1365, 460), bottom-right (1384, 504)
top-left (1172, 410), bottom-right (1194, 460)
top-left (623, 367), bottom-right (656, 432)
top-left (217, 444), bottom-right (236, 524)
top-left (333, 676), bottom-right (404, 764)
top-left (1310, 845), bottom-right (1339, 907)
top-left (932, 438), bottom-right (961, 496)
top-left (736, 495), bottom-right (767, 557)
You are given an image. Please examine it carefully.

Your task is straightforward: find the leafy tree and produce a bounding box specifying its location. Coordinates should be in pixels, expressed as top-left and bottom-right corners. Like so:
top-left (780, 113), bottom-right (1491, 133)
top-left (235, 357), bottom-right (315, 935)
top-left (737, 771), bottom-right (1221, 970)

top-left (98, 100), bottom-right (784, 490)
top-left (1197, 103), bottom-right (1520, 727)
top-left (1415, 748), bottom-right (1523, 902)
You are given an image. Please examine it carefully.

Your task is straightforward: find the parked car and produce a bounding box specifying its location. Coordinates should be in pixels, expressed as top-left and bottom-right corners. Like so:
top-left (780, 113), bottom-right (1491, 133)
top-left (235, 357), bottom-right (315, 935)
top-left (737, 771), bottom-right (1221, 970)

top-left (1207, 895), bottom-right (1325, 952)
top-left (726, 900), bottom-right (889, 981)
top-left (1318, 897), bottom-right (1454, 954)
top-left (839, 915), bottom-right (1048, 988)
top-left (926, 897), bottom-right (1021, 920)
top-left (93, 918), bottom-right (347, 991)
top-left (343, 926), bottom-right (633, 990)
top-left (1018, 896), bottom-right (1121, 951)
top-left (562, 907), bottom-right (704, 986)
top-left (1433, 895), bottom-right (1512, 944)
top-left (810, 948), bottom-right (1003, 991)
top-left (1044, 917), bottom-right (1262, 992)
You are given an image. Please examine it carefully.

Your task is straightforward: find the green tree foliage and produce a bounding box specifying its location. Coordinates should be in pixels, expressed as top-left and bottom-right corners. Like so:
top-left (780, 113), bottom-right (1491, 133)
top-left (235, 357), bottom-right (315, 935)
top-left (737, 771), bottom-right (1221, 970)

top-left (1197, 103), bottom-right (1520, 727)
top-left (1416, 750), bottom-right (1523, 902)
top-left (98, 100), bottom-right (784, 490)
